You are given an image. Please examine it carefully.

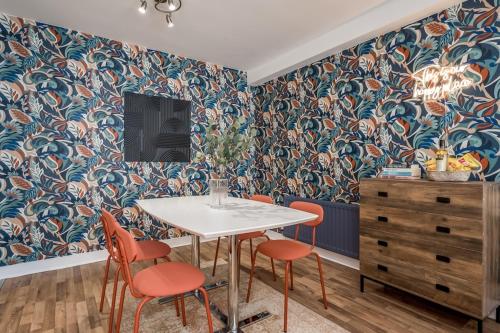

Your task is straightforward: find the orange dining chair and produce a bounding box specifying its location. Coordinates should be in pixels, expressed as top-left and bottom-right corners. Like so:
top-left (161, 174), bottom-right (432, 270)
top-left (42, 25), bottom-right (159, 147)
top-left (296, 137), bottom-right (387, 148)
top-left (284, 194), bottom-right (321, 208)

top-left (246, 201), bottom-right (328, 332)
top-left (100, 209), bottom-right (173, 333)
top-left (212, 194), bottom-right (276, 280)
top-left (109, 213), bottom-right (214, 333)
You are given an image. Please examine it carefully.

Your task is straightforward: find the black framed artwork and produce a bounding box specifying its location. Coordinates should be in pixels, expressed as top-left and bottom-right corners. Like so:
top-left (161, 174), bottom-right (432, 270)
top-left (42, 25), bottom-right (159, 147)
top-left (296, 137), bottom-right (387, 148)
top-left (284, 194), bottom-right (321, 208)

top-left (124, 92), bottom-right (192, 162)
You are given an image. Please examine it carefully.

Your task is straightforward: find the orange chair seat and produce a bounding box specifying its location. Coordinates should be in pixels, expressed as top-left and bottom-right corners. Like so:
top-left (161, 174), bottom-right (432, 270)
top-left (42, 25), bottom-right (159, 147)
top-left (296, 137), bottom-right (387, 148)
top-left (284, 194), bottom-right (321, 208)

top-left (238, 231), bottom-right (265, 241)
top-left (134, 262), bottom-right (206, 297)
top-left (136, 240), bottom-right (171, 261)
top-left (257, 239), bottom-right (312, 261)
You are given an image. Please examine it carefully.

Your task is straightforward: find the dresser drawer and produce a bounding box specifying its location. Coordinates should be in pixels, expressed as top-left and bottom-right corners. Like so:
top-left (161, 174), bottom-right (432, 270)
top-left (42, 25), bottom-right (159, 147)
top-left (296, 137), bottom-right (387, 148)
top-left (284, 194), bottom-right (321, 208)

top-left (360, 204), bottom-right (483, 251)
top-left (361, 259), bottom-right (483, 318)
top-left (360, 233), bottom-right (483, 283)
top-left (360, 180), bottom-right (483, 218)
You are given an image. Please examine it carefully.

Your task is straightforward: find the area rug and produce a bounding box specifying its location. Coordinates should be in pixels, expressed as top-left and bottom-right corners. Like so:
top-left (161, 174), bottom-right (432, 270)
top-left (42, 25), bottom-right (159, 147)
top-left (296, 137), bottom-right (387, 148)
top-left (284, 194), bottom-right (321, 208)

top-left (109, 260), bottom-right (348, 333)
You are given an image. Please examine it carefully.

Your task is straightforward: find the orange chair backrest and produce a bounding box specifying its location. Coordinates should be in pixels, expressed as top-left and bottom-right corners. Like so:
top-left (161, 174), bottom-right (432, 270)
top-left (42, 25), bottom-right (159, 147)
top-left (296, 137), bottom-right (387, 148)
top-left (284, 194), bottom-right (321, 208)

top-left (101, 209), bottom-right (120, 261)
top-left (289, 201), bottom-right (324, 247)
top-left (102, 209), bottom-right (142, 297)
top-left (289, 201), bottom-right (323, 227)
top-left (101, 209), bottom-right (138, 263)
top-left (251, 194), bottom-right (273, 204)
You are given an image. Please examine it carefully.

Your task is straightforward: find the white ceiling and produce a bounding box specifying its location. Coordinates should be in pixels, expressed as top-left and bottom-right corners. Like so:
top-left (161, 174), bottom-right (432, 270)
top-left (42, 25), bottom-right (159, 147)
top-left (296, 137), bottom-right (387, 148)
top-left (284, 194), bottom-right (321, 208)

top-left (0, 0), bottom-right (462, 85)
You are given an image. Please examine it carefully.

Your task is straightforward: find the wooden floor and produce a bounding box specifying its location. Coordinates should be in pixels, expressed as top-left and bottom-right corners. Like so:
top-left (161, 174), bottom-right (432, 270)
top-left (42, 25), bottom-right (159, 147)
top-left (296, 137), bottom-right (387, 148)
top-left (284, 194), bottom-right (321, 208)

top-left (0, 239), bottom-right (498, 333)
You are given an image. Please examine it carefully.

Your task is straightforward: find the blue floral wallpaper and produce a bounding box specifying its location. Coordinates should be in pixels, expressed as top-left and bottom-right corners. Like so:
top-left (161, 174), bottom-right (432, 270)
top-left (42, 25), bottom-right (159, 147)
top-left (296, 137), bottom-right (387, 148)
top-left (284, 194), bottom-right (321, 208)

top-left (0, 14), bottom-right (252, 265)
top-left (1, 0), bottom-right (499, 267)
top-left (252, 0), bottom-right (499, 204)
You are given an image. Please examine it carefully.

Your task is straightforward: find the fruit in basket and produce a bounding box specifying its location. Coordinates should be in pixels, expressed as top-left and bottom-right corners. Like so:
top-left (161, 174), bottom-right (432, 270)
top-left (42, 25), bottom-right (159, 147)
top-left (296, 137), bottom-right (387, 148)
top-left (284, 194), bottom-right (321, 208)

top-left (425, 153), bottom-right (480, 172)
top-left (447, 157), bottom-right (470, 171)
top-left (425, 159), bottom-right (437, 171)
top-left (457, 153), bottom-right (482, 170)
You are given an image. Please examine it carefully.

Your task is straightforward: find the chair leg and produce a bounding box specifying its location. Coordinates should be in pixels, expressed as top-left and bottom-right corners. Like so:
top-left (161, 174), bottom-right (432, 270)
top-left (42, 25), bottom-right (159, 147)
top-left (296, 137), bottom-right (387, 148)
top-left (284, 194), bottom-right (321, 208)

top-left (284, 261), bottom-right (290, 332)
top-left (174, 296), bottom-right (180, 317)
top-left (198, 288), bottom-right (214, 333)
top-left (154, 258), bottom-right (158, 265)
top-left (133, 296), bottom-right (154, 333)
top-left (237, 240), bottom-right (243, 284)
top-left (289, 261), bottom-right (294, 290)
top-left (212, 237), bottom-right (221, 276)
top-left (115, 282), bottom-right (129, 333)
top-left (246, 249), bottom-right (259, 303)
top-left (108, 266), bottom-right (121, 333)
top-left (180, 293), bottom-right (187, 326)
top-left (271, 258), bottom-right (277, 281)
top-left (249, 238), bottom-right (253, 258)
top-left (263, 235), bottom-right (276, 280)
top-left (313, 252), bottom-right (328, 309)
top-left (99, 255), bottom-right (111, 312)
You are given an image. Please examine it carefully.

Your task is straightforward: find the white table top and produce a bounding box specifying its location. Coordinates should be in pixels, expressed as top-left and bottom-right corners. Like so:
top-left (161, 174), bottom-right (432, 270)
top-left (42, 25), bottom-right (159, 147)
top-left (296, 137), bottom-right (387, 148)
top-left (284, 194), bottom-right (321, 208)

top-left (137, 196), bottom-right (318, 238)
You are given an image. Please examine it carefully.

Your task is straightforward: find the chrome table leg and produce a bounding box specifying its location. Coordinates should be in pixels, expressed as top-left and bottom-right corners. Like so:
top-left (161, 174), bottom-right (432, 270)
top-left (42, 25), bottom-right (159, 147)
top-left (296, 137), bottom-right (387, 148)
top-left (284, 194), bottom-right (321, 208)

top-left (227, 235), bottom-right (239, 333)
top-left (192, 234), bottom-right (200, 268)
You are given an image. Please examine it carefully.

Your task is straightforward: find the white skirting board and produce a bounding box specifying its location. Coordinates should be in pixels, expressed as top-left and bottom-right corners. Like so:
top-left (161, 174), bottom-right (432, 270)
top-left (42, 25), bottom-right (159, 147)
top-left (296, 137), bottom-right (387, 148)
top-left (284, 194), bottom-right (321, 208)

top-left (0, 235), bottom-right (211, 280)
top-left (0, 231), bottom-right (358, 279)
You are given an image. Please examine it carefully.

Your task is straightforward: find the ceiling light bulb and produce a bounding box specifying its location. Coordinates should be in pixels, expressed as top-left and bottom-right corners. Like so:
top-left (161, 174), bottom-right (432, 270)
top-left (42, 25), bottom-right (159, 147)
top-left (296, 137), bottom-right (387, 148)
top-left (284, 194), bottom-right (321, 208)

top-left (166, 14), bottom-right (174, 28)
top-left (167, 0), bottom-right (177, 11)
top-left (138, 0), bottom-right (147, 14)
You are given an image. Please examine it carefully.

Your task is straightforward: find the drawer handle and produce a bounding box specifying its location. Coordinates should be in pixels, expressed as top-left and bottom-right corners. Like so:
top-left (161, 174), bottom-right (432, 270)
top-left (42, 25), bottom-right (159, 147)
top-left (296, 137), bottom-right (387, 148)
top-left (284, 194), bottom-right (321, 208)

top-left (436, 255), bottom-right (451, 263)
top-left (377, 264), bottom-right (388, 272)
top-left (436, 226), bottom-right (450, 234)
top-left (377, 240), bottom-right (388, 247)
top-left (435, 284), bottom-right (450, 293)
top-left (378, 191), bottom-right (388, 197)
top-left (377, 216), bottom-right (388, 222)
top-left (436, 196), bottom-right (451, 204)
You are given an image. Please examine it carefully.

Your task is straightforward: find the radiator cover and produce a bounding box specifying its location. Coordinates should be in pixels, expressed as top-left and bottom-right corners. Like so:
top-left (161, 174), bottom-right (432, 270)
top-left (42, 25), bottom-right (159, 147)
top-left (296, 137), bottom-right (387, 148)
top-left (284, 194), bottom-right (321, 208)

top-left (283, 196), bottom-right (360, 259)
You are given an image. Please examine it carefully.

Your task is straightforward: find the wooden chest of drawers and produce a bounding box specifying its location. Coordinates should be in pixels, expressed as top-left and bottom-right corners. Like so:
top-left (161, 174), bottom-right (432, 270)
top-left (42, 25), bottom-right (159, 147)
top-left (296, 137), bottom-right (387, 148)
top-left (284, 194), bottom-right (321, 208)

top-left (359, 179), bottom-right (499, 331)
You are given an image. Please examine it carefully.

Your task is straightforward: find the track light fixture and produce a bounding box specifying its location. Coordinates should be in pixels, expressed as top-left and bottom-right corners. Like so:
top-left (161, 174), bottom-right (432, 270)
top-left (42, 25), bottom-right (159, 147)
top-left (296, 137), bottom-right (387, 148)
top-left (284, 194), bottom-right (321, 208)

top-left (138, 0), bottom-right (182, 28)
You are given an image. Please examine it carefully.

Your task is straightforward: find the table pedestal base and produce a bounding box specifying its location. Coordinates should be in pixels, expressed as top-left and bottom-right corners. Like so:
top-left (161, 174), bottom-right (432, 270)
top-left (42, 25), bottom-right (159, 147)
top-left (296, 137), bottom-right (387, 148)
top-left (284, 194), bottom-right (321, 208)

top-left (161, 235), bottom-right (272, 332)
top-left (193, 287), bottom-right (272, 333)
top-left (158, 279), bottom-right (272, 333)
top-left (213, 311), bottom-right (271, 333)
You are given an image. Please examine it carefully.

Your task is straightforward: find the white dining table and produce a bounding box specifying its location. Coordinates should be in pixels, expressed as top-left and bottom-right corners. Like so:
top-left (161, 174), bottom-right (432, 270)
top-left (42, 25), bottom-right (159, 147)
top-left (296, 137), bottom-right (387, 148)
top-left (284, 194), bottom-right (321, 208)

top-left (137, 195), bottom-right (317, 333)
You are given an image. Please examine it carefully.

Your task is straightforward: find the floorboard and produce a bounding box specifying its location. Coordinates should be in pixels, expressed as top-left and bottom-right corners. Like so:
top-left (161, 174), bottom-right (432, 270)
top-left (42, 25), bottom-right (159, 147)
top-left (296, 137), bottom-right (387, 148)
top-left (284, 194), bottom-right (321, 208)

top-left (0, 239), bottom-right (498, 333)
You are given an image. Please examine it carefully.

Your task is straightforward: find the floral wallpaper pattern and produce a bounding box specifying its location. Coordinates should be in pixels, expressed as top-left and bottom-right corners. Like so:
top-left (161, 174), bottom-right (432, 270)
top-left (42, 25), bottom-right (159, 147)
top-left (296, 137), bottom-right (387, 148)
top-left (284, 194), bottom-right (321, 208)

top-left (1, 0), bottom-right (499, 267)
top-left (0, 14), bottom-right (252, 266)
top-left (252, 0), bottom-right (499, 204)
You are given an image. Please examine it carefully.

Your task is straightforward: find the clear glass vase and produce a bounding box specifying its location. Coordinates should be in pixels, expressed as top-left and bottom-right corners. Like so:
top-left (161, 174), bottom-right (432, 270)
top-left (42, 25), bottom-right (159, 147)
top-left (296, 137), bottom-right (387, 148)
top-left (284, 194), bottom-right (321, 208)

top-left (209, 178), bottom-right (229, 208)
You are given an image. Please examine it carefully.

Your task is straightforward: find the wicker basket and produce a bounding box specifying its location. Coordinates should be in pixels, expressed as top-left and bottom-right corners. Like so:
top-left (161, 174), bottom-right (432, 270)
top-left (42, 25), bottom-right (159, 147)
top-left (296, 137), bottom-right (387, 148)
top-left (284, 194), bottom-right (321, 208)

top-left (427, 171), bottom-right (471, 182)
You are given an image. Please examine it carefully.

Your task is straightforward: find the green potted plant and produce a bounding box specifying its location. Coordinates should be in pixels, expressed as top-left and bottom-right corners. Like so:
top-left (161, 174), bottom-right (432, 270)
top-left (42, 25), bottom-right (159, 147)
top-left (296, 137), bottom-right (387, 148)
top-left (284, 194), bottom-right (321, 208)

top-left (199, 117), bottom-right (253, 207)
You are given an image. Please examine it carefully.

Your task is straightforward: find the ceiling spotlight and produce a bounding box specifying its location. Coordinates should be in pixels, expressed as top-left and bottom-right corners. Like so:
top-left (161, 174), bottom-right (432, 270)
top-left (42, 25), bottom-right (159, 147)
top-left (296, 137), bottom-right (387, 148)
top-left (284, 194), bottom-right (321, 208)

top-left (138, 0), bottom-right (182, 27)
top-left (167, 0), bottom-right (177, 11)
top-left (166, 14), bottom-right (174, 28)
top-left (154, 0), bottom-right (181, 13)
top-left (138, 0), bottom-right (147, 14)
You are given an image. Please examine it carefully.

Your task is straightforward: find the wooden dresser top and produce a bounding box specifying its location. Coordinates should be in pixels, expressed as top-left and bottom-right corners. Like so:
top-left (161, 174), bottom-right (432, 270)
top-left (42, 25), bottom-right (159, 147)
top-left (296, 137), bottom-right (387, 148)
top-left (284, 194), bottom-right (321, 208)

top-left (361, 178), bottom-right (488, 185)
